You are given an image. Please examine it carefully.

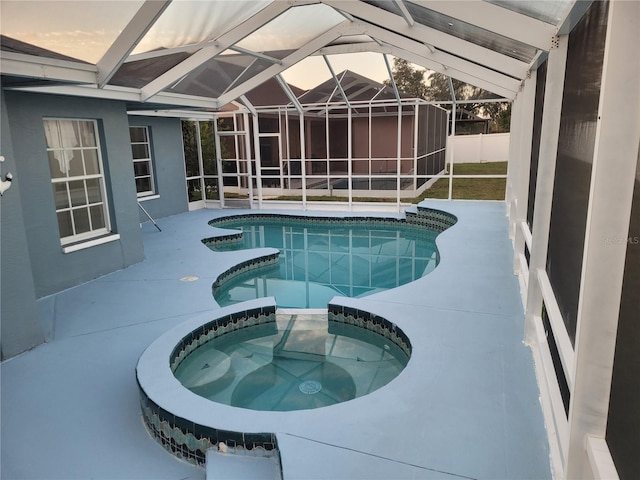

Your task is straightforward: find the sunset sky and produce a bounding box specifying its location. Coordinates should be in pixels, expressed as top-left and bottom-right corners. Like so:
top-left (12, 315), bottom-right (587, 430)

top-left (1, 0), bottom-right (399, 90)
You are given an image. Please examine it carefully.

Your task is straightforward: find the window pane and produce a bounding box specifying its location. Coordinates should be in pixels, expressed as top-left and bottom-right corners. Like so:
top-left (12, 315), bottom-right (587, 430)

top-left (78, 121), bottom-right (96, 147)
top-left (83, 150), bottom-right (100, 175)
top-left (90, 205), bottom-right (105, 230)
top-left (44, 118), bottom-right (109, 243)
top-left (69, 180), bottom-right (87, 206)
top-left (129, 126), bottom-right (147, 143)
top-left (200, 121), bottom-right (217, 175)
top-left (219, 136), bottom-right (237, 160)
top-left (182, 121), bottom-right (200, 177)
top-left (57, 211), bottom-right (73, 238)
top-left (73, 208), bottom-right (91, 234)
top-left (68, 150), bottom-right (84, 176)
top-left (136, 177), bottom-right (151, 193)
top-left (204, 178), bottom-right (218, 200)
top-left (134, 161), bottom-right (150, 176)
top-left (222, 159), bottom-right (237, 173)
top-left (53, 183), bottom-right (69, 209)
top-left (259, 137), bottom-right (280, 167)
top-left (44, 120), bottom-right (62, 149)
top-left (131, 143), bottom-right (149, 159)
top-left (86, 178), bottom-right (102, 204)
top-left (48, 151), bottom-right (67, 178)
top-left (258, 117), bottom-right (279, 133)
top-left (187, 178), bottom-right (202, 202)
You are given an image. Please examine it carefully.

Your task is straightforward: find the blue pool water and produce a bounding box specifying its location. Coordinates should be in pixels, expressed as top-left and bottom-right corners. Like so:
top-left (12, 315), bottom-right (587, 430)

top-left (207, 216), bottom-right (439, 309)
top-left (173, 314), bottom-right (409, 411)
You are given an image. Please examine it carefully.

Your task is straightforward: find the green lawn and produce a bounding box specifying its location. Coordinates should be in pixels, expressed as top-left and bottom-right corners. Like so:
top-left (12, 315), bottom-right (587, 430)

top-left (268, 162), bottom-right (508, 203)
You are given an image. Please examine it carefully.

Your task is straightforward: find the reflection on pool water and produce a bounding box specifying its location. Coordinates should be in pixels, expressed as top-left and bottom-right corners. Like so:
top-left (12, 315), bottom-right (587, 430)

top-left (207, 217), bottom-right (439, 309)
top-left (173, 313), bottom-right (409, 411)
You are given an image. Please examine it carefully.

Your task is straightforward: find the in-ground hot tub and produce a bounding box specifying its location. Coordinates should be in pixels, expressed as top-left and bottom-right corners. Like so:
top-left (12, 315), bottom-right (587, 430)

top-left (136, 300), bottom-right (412, 466)
top-left (173, 311), bottom-right (410, 412)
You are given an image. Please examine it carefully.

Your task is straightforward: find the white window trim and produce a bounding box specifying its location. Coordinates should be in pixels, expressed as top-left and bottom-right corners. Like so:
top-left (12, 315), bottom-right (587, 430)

top-left (138, 194), bottom-right (160, 202)
top-left (130, 125), bottom-right (156, 198)
top-left (62, 233), bottom-right (121, 254)
top-left (44, 117), bottom-right (113, 246)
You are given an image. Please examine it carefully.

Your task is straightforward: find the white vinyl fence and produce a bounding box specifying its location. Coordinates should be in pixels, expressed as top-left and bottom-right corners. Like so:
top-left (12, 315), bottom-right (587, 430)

top-left (447, 132), bottom-right (510, 163)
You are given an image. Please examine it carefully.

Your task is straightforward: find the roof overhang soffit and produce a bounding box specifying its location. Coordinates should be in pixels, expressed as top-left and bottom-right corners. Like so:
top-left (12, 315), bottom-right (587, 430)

top-left (6, 83), bottom-right (219, 109)
top-left (0, 51), bottom-right (97, 85)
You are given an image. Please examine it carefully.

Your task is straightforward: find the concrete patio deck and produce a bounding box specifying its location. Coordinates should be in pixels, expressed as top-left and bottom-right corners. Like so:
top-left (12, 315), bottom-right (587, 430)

top-left (1, 200), bottom-right (550, 480)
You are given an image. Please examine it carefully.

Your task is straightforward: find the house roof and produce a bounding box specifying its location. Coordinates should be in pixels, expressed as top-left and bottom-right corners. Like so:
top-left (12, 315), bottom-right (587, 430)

top-left (299, 69), bottom-right (409, 105)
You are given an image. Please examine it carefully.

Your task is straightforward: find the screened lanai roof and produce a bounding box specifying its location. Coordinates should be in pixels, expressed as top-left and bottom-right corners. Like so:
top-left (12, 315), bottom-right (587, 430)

top-left (0, 0), bottom-right (590, 112)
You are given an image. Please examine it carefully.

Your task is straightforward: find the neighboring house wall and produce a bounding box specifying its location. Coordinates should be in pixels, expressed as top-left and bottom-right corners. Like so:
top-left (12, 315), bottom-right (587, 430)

top-left (3, 91), bottom-right (145, 298)
top-left (128, 115), bottom-right (189, 221)
top-left (0, 90), bottom-right (44, 360)
top-left (447, 132), bottom-right (510, 163)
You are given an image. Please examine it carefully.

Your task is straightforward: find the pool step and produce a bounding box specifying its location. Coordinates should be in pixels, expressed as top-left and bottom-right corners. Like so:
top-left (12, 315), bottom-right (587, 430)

top-left (206, 448), bottom-right (282, 480)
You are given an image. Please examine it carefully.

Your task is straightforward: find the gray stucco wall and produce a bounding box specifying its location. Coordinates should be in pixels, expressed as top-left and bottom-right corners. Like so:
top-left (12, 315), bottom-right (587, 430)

top-left (0, 90), bottom-right (44, 359)
top-left (128, 115), bottom-right (188, 221)
top-left (2, 91), bottom-right (144, 298)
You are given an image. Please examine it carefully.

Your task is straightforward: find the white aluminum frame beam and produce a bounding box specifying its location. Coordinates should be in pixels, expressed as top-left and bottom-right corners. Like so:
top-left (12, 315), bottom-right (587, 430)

top-left (216, 21), bottom-right (350, 107)
top-left (275, 74), bottom-right (304, 114)
top-left (361, 22), bottom-right (521, 92)
top-left (322, 0), bottom-right (529, 79)
top-left (323, 55), bottom-right (352, 108)
top-left (315, 24), bottom-right (519, 98)
top-left (227, 46), bottom-right (283, 65)
top-left (0, 52), bottom-right (97, 84)
top-left (383, 53), bottom-right (402, 105)
top-left (96, 0), bottom-right (171, 87)
top-left (521, 34), bottom-right (569, 478)
top-left (409, 0), bottom-right (556, 51)
top-left (330, 39), bottom-right (517, 100)
top-left (140, 1), bottom-right (291, 101)
top-left (5, 84), bottom-right (219, 109)
top-left (558, 0), bottom-right (595, 35)
top-left (393, 0), bottom-right (415, 27)
top-left (566, 1), bottom-right (640, 477)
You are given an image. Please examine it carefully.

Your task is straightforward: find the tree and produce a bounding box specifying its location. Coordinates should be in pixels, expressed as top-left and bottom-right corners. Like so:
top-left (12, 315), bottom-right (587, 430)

top-left (383, 58), bottom-right (428, 98)
top-left (384, 57), bottom-right (511, 132)
top-left (494, 103), bottom-right (512, 132)
top-left (425, 72), bottom-right (511, 132)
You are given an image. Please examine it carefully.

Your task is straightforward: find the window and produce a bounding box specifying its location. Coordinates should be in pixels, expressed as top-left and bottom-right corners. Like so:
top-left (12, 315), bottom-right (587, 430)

top-left (129, 126), bottom-right (155, 197)
top-left (44, 118), bottom-right (111, 245)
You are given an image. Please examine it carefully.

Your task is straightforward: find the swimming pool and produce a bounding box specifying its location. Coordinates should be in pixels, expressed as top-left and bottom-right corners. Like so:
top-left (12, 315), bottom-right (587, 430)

top-left (137, 207), bottom-right (457, 466)
top-left (205, 214), bottom-right (441, 308)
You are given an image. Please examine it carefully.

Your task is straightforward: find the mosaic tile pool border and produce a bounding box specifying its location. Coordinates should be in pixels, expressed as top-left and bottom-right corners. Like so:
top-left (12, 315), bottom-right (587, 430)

top-left (170, 305), bottom-right (277, 373)
top-left (139, 305), bottom-right (279, 467)
top-left (209, 253), bottom-right (280, 300)
top-left (201, 231), bottom-right (243, 247)
top-left (409, 206), bottom-right (458, 232)
top-left (206, 206), bottom-right (457, 236)
top-left (139, 302), bottom-right (412, 470)
top-left (328, 303), bottom-right (412, 358)
top-left (138, 379), bottom-right (280, 467)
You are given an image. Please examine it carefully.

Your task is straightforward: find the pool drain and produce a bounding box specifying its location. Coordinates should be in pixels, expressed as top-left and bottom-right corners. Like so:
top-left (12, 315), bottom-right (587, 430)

top-left (299, 380), bottom-right (322, 395)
